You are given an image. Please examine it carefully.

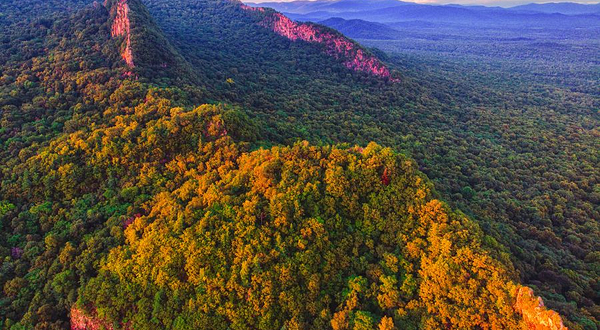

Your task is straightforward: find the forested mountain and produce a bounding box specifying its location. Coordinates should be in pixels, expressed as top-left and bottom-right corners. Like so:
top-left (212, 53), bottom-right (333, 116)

top-left (0, 0), bottom-right (597, 329)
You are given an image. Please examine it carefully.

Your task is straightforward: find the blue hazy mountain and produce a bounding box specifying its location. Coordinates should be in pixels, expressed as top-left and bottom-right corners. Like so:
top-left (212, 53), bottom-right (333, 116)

top-left (247, 0), bottom-right (410, 13)
top-left (319, 17), bottom-right (404, 39)
top-left (510, 2), bottom-right (600, 14)
top-left (246, 0), bottom-right (600, 29)
top-left (247, 0), bottom-right (600, 15)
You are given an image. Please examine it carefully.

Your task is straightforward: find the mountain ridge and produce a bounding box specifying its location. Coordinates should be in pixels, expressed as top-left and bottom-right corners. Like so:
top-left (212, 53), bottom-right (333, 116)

top-left (240, 4), bottom-right (398, 80)
top-left (0, 0), bottom-right (595, 329)
top-left (71, 1), bottom-right (571, 327)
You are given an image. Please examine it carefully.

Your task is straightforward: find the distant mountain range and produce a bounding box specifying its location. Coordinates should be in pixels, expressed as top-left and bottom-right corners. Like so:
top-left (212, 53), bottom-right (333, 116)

top-left (247, 0), bottom-right (414, 14)
top-left (245, 0), bottom-right (600, 28)
top-left (248, 0), bottom-right (600, 15)
top-left (319, 17), bottom-right (404, 39)
top-left (510, 2), bottom-right (600, 14)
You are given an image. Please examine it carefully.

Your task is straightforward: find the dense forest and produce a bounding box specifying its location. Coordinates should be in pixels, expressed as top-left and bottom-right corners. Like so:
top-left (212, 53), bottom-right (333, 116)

top-left (139, 0), bottom-right (599, 327)
top-left (0, 0), bottom-right (597, 329)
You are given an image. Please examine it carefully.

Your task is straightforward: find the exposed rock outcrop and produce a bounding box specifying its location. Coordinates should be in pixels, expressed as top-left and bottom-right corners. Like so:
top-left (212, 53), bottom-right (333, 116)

top-left (514, 286), bottom-right (568, 330)
top-left (108, 0), bottom-right (134, 68)
top-left (242, 6), bottom-right (397, 81)
top-left (71, 307), bottom-right (114, 330)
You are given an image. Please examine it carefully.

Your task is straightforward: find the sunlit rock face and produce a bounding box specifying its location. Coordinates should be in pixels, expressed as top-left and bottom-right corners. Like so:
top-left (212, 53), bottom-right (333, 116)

top-left (70, 308), bottom-right (114, 330)
top-left (71, 306), bottom-right (133, 330)
top-left (243, 7), bottom-right (397, 81)
top-left (108, 0), bottom-right (134, 68)
top-left (514, 287), bottom-right (569, 330)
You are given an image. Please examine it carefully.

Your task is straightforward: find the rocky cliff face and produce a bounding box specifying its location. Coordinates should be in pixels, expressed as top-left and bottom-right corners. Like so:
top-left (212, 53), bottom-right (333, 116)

top-left (71, 307), bottom-right (114, 330)
top-left (514, 286), bottom-right (569, 330)
top-left (108, 0), bottom-right (134, 68)
top-left (242, 6), bottom-right (396, 81)
top-left (71, 306), bottom-right (133, 330)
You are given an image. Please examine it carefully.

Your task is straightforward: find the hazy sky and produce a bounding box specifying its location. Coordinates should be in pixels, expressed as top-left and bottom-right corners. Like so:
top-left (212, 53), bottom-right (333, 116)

top-left (246, 0), bottom-right (600, 6)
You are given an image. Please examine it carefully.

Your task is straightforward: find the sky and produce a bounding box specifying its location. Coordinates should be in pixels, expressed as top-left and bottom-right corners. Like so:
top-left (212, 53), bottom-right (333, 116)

top-left (247, 0), bottom-right (600, 6)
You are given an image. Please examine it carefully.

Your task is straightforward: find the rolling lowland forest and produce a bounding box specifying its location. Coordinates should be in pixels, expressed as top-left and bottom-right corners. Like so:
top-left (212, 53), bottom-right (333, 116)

top-left (0, 0), bottom-right (598, 329)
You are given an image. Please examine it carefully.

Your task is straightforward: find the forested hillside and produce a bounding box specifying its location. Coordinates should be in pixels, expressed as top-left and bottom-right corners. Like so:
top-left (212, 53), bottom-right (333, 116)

top-left (0, 0), bottom-right (596, 329)
top-left (138, 0), bottom-right (598, 327)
